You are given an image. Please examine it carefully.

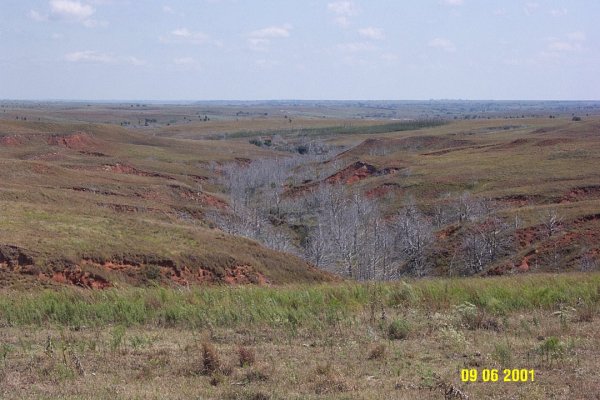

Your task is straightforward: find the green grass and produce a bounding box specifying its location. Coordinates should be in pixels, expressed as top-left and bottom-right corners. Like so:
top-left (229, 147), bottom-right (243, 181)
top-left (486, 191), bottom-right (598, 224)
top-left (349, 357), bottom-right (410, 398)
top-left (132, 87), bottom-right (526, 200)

top-left (1, 273), bottom-right (597, 329)
top-left (222, 119), bottom-right (447, 139)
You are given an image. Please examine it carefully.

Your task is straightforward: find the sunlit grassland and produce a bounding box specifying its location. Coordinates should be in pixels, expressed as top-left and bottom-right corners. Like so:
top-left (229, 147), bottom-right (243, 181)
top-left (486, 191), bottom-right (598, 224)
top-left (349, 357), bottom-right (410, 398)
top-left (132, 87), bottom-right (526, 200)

top-left (1, 273), bottom-right (597, 329)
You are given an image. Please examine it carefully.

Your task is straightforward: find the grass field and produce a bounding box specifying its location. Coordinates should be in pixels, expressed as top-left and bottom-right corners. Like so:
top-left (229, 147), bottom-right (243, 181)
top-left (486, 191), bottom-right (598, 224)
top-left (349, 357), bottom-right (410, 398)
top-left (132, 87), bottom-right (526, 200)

top-left (0, 273), bottom-right (598, 399)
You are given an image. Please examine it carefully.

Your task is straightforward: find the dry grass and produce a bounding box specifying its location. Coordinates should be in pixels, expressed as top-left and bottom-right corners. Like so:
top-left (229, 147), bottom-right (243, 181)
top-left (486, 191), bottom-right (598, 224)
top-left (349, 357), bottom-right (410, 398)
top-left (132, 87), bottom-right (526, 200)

top-left (0, 275), bottom-right (599, 399)
top-left (0, 274), bottom-right (597, 398)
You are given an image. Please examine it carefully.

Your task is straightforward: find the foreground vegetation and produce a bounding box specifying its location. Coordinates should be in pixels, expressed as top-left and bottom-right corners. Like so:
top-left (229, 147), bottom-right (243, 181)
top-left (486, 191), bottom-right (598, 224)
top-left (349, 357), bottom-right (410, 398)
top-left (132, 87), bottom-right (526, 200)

top-left (1, 273), bottom-right (598, 399)
top-left (1, 273), bottom-right (598, 328)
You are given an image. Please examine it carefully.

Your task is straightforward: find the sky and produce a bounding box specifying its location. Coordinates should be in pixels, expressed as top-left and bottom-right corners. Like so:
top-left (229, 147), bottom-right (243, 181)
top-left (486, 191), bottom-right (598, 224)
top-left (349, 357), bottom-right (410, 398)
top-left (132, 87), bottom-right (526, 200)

top-left (0, 0), bottom-right (598, 100)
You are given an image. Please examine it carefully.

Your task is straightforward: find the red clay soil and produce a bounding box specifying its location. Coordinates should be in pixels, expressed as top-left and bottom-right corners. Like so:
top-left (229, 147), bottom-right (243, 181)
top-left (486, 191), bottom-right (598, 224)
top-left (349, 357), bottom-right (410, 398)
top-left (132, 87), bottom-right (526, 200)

top-left (325, 161), bottom-right (400, 185)
top-left (366, 182), bottom-right (401, 198)
top-left (101, 163), bottom-right (173, 179)
top-left (325, 161), bottom-right (373, 184)
top-left (79, 258), bottom-right (268, 287)
top-left (23, 152), bottom-right (63, 161)
top-left (561, 186), bottom-right (600, 203)
top-left (47, 132), bottom-right (100, 150)
top-left (536, 138), bottom-right (574, 146)
top-left (436, 224), bottom-right (461, 240)
top-left (169, 185), bottom-right (228, 209)
top-left (515, 225), bottom-right (546, 248)
top-left (198, 193), bottom-right (228, 209)
top-left (50, 269), bottom-right (111, 289)
top-left (494, 194), bottom-right (541, 207)
top-left (0, 135), bottom-right (25, 146)
top-left (490, 138), bottom-right (533, 151)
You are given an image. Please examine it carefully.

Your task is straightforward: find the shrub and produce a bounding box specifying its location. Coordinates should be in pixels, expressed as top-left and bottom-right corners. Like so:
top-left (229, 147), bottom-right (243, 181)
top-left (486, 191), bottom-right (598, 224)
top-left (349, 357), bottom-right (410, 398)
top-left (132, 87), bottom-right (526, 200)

top-left (313, 363), bottom-right (351, 395)
top-left (367, 343), bottom-right (386, 360)
top-left (201, 342), bottom-right (221, 375)
top-left (537, 337), bottom-right (564, 365)
top-left (493, 342), bottom-right (512, 367)
top-left (143, 265), bottom-right (161, 281)
top-left (238, 346), bottom-right (256, 367)
top-left (387, 318), bottom-right (410, 340)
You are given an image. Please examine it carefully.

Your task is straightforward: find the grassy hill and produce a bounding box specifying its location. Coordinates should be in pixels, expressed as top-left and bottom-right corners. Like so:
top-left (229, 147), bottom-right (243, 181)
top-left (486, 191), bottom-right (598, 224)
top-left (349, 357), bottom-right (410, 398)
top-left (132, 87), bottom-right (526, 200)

top-left (0, 119), bottom-right (332, 288)
top-left (2, 106), bottom-right (600, 288)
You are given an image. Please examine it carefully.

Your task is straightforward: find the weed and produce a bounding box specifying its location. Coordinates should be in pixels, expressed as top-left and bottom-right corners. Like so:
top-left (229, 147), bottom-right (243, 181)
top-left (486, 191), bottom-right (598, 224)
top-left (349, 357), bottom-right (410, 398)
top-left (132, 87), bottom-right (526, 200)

top-left (313, 363), bottom-right (352, 395)
top-left (0, 343), bottom-right (13, 366)
top-left (576, 303), bottom-right (595, 322)
top-left (440, 327), bottom-right (468, 351)
top-left (367, 343), bottom-right (386, 360)
top-left (454, 301), bottom-right (479, 330)
top-left (238, 346), bottom-right (256, 367)
top-left (552, 304), bottom-right (576, 330)
top-left (244, 363), bottom-right (270, 382)
top-left (387, 318), bottom-right (411, 340)
top-left (129, 334), bottom-right (150, 350)
top-left (143, 264), bottom-right (161, 281)
top-left (493, 342), bottom-right (513, 367)
top-left (201, 342), bottom-right (221, 375)
top-left (537, 336), bottom-right (564, 365)
top-left (110, 326), bottom-right (126, 352)
top-left (210, 372), bottom-right (225, 386)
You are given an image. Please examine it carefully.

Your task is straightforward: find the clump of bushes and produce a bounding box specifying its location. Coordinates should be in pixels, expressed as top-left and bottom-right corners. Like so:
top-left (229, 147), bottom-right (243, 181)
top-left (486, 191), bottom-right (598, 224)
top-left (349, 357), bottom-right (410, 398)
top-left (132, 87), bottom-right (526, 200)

top-left (367, 343), bottom-right (386, 360)
top-left (387, 318), bottom-right (410, 340)
top-left (238, 346), bottom-right (256, 367)
top-left (201, 342), bottom-right (221, 375)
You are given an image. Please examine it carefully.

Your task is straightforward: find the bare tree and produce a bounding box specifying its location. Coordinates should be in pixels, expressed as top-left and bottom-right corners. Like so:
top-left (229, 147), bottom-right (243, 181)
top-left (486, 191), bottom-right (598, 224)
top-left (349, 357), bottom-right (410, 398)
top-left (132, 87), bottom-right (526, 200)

top-left (540, 208), bottom-right (563, 238)
top-left (390, 205), bottom-right (435, 276)
top-left (461, 215), bottom-right (514, 274)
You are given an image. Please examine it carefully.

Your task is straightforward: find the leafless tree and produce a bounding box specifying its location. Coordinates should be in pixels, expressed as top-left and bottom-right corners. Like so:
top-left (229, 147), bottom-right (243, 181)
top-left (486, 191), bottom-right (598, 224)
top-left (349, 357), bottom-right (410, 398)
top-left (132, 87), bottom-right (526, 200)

top-left (462, 215), bottom-right (514, 274)
top-left (389, 205), bottom-right (435, 276)
top-left (540, 208), bottom-right (563, 238)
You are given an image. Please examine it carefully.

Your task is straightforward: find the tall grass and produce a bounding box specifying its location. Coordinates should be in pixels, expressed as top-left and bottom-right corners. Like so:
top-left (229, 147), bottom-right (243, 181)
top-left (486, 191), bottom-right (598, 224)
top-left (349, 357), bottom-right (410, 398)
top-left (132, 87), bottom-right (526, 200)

top-left (0, 273), bottom-right (598, 329)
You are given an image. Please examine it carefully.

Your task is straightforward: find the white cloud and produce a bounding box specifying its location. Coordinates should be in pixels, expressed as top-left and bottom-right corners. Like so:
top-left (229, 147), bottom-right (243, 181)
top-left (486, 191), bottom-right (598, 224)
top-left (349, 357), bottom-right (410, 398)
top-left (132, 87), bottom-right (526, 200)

top-left (255, 59), bottom-right (280, 69)
top-left (541, 32), bottom-right (586, 59)
top-left (247, 38), bottom-right (270, 51)
top-left (358, 27), bottom-right (384, 40)
top-left (173, 57), bottom-right (196, 65)
top-left (567, 31), bottom-right (586, 41)
top-left (173, 57), bottom-right (201, 71)
top-left (31, 1), bottom-right (102, 27)
top-left (162, 28), bottom-right (213, 45)
top-left (126, 56), bottom-right (147, 66)
top-left (65, 51), bottom-right (147, 65)
top-left (162, 5), bottom-right (175, 14)
top-left (247, 24), bottom-right (291, 51)
top-left (493, 8), bottom-right (507, 16)
top-left (381, 53), bottom-right (399, 61)
top-left (549, 8), bottom-right (567, 17)
top-left (548, 41), bottom-right (579, 52)
top-left (337, 41), bottom-right (376, 52)
top-left (524, 2), bottom-right (539, 15)
top-left (327, 1), bottom-right (357, 16)
top-left (65, 50), bottom-right (114, 63)
top-left (428, 37), bottom-right (456, 52)
top-left (441, 0), bottom-right (464, 5)
top-left (327, 1), bottom-right (357, 27)
top-left (28, 10), bottom-right (48, 21)
top-left (50, 0), bottom-right (95, 20)
top-left (249, 24), bottom-right (291, 39)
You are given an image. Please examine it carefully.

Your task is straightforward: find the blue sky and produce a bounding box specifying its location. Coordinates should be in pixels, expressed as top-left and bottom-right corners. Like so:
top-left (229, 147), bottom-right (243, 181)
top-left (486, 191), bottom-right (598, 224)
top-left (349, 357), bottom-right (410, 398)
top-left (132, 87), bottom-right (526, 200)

top-left (0, 0), bottom-right (598, 100)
